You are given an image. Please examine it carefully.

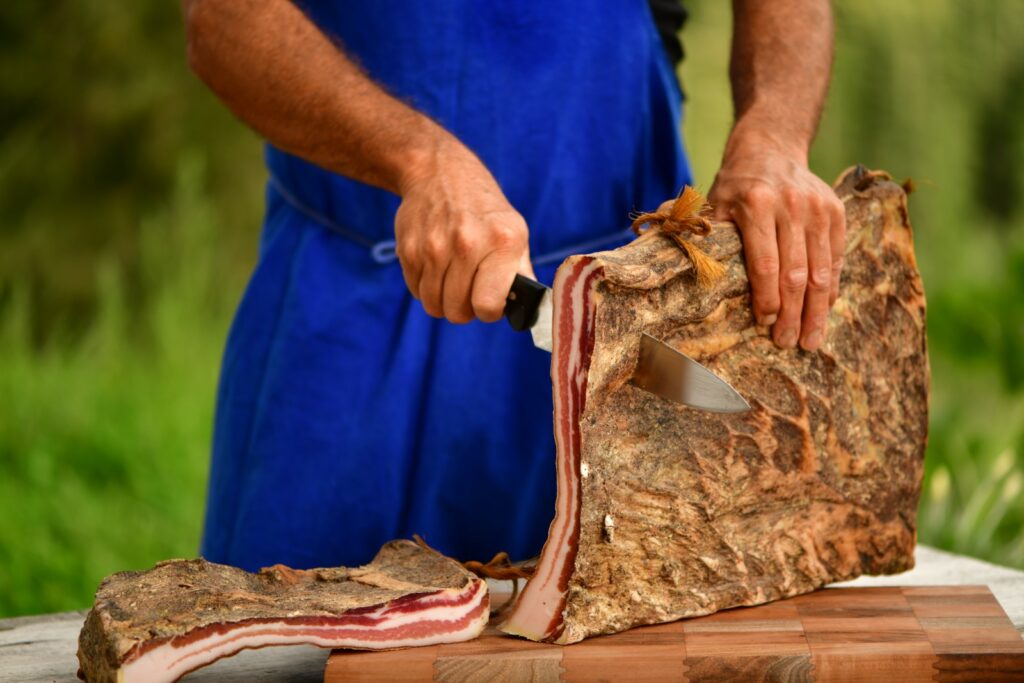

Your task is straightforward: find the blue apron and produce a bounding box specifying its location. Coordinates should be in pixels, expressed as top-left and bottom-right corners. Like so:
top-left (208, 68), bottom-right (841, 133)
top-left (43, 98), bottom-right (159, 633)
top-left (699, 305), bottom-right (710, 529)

top-left (201, 0), bottom-right (693, 571)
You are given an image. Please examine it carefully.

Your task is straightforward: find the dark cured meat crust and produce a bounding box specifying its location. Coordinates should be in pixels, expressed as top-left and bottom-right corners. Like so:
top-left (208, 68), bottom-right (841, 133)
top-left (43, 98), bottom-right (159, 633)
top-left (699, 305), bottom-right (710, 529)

top-left (551, 166), bottom-right (928, 643)
top-left (77, 540), bottom-right (487, 682)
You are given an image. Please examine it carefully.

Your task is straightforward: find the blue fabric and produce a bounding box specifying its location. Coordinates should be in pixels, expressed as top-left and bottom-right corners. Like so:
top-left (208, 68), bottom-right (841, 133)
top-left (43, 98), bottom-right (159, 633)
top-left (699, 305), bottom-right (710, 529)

top-left (202, 0), bottom-right (693, 572)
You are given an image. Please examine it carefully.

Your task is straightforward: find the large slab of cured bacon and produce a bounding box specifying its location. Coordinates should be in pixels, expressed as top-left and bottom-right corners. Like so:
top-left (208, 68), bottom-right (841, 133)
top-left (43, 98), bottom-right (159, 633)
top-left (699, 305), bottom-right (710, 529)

top-left (501, 166), bottom-right (929, 644)
top-left (76, 540), bottom-right (488, 683)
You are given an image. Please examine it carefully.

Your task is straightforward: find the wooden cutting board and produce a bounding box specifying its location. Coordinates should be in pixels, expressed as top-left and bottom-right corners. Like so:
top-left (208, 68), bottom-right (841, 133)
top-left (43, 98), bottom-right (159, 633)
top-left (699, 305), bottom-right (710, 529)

top-left (324, 586), bottom-right (1024, 682)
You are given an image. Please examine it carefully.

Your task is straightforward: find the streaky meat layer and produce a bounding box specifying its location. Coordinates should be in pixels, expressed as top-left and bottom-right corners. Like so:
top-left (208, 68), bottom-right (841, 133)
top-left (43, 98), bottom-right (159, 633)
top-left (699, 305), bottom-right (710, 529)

top-left (501, 166), bottom-right (929, 643)
top-left (77, 540), bottom-right (488, 683)
top-left (500, 258), bottom-right (602, 641)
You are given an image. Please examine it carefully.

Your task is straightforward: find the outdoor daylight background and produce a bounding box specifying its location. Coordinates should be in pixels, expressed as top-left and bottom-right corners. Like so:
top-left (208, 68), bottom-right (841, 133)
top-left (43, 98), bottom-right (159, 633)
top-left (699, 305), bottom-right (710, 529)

top-left (1, 2), bottom-right (1022, 617)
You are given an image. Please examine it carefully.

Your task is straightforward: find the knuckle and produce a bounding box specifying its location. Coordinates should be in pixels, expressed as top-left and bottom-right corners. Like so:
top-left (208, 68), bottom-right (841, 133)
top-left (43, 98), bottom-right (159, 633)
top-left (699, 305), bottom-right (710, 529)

top-left (806, 193), bottom-right (825, 216)
top-left (781, 187), bottom-right (804, 213)
top-left (831, 206), bottom-right (848, 232)
top-left (743, 184), bottom-right (775, 210)
top-left (452, 229), bottom-right (475, 260)
top-left (490, 224), bottom-right (521, 250)
top-left (783, 266), bottom-right (808, 290)
top-left (750, 255), bottom-right (780, 277)
top-left (831, 198), bottom-right (847, 220)
top-left (809, 266), bottom-right (831, 289)
top-left (423, 235), bottom-right (447, 261)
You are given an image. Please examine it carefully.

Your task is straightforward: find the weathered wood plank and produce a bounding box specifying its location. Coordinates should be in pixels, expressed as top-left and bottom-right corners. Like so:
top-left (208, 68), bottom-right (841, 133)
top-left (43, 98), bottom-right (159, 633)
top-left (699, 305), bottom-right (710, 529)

top-left (2, 547), bottom-right (1021, 682)
top-left (325, 585), bottom-right (1024, 683)
top-left (838, 545), bottom-right (1024, 634)
top-left (0, 611), bottom-right (86, 683)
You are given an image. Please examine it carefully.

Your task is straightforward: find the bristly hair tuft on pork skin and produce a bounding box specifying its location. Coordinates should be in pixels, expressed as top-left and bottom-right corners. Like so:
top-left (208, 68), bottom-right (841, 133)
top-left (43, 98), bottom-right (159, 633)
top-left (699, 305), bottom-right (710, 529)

top-left (501, 165), bottom-right (929, 644)
top-left (76, 540), bottom-right (488, 683)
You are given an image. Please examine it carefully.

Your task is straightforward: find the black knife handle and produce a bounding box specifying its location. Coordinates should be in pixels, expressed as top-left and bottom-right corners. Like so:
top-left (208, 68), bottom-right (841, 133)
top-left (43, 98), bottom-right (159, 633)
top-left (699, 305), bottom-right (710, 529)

top-left (504, 274), bottom-right (546, 332)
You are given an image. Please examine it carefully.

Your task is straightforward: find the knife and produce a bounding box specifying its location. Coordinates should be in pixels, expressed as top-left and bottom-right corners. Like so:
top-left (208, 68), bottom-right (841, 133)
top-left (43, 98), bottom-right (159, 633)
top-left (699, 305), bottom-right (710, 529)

top-left (504, 274), bottom-right (750, 413)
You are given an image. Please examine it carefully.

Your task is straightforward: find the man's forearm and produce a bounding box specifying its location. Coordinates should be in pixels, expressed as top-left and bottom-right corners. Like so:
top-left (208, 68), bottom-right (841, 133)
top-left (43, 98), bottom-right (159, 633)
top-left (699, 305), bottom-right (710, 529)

top-left (727, 0), bottom-right (834, 161)
top-left (710, 0), bottom-right (842, 353)
top-left (182, 0), bottom-right (533, 325)
top-left (182, 0), bottom-right (467, 195)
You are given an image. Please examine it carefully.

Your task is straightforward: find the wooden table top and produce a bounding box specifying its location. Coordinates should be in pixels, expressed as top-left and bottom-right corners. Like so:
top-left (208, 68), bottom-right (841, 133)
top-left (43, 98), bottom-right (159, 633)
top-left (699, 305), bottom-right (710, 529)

top-left (3, 545), bottom-right (1021, 683)
top-left (326, 585), bottom-right (1024, 682)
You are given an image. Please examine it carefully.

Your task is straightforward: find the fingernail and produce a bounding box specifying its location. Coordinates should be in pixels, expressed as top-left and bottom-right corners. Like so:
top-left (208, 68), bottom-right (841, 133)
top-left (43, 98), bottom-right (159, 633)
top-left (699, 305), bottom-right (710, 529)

top-left (804, 330), bottom-right (823, 349)
top-left (779, 329), bottom-right (798, 348)
top-left (759, 314), bottom-right (778, 326)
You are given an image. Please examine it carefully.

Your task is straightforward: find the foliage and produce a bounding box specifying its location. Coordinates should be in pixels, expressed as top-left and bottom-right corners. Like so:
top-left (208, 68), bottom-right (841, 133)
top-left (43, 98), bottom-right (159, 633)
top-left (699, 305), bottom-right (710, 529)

top-left (1, 0), bottom-right (1022, 617)
top-left (0, 1), bottom-right (263, 339)
top-left (0, 158), bottom-right (231, 616)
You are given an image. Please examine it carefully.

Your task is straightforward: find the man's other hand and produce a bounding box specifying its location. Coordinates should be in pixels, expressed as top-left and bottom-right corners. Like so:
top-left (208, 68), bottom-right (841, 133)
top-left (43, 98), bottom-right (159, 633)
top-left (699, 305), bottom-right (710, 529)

top-left (395, 144), bottom-right (534, 325)
top-left (708, 138), bottom-right (845, 352)
top-left (717, 0), bottom-right (841, 352)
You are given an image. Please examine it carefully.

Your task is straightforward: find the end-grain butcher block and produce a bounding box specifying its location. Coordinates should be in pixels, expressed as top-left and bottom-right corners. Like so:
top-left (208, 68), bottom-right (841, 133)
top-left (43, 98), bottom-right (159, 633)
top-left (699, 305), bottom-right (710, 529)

top-left (76, 540), bottom-right (488, 683)
top-left (502, 166), bottom-right (929, 644)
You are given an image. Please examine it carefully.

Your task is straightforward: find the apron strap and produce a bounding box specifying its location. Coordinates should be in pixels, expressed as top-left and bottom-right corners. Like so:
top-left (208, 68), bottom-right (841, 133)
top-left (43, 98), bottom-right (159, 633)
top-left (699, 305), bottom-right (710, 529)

top-left (268, 173), bottom-right (633, 267)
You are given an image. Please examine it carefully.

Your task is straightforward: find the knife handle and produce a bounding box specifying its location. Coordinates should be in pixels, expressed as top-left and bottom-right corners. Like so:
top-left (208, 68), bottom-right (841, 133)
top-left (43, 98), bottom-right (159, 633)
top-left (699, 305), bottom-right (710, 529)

top-left (504, 274), bottom-right (546, 332)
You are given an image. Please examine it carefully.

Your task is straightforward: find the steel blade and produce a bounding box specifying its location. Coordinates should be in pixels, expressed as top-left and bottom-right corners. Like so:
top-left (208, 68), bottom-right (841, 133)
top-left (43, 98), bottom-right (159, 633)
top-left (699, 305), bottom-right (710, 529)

top-left (529, 287), bottom-right (554, 352)
top-left (630, 333), bottom-right (750, 412)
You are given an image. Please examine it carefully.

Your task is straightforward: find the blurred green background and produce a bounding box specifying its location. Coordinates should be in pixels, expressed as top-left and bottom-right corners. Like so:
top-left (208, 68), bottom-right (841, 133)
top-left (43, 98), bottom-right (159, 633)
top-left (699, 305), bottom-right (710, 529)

top-left (1, 1), bottom-right (1022, 618)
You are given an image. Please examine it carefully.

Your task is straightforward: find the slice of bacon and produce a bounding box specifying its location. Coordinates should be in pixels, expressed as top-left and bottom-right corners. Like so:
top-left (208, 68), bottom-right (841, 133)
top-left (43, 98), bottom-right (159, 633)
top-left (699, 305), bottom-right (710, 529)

top-left (501, 168), bottom-right (928, 645)
top-left (500, 258), bottom-right (602, 642)
top-left (77, 540), bottom-right (488, 683)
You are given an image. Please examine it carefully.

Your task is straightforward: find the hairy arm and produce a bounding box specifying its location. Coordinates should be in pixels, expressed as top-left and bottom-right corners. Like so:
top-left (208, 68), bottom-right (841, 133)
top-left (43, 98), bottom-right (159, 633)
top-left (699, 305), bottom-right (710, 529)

top-left (709, 0), bottom-right (843, 351)
top-left (182, 0), bottom-right (532, 323)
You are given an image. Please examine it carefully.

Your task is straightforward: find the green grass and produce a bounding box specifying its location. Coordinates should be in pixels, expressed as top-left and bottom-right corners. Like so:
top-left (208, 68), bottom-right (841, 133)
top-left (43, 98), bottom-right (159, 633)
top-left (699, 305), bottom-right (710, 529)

top-left (0, 157), bottom-right (236, 616)
top-left (1, 1), bottom-right (1023, 618)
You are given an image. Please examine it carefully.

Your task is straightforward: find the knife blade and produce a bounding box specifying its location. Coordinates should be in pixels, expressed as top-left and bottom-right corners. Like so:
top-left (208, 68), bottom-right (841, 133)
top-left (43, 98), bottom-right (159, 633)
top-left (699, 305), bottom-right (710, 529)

top-left (504, 274), bottom-right (750, 413)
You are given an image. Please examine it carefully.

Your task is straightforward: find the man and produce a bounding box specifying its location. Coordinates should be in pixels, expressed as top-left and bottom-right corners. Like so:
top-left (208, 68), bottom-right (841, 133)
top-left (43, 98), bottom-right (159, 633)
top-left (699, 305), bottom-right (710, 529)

top-left (184, 0), bottom-right (844, 571)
